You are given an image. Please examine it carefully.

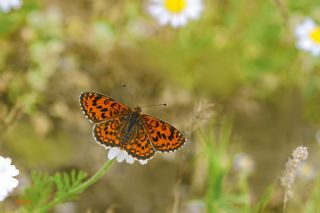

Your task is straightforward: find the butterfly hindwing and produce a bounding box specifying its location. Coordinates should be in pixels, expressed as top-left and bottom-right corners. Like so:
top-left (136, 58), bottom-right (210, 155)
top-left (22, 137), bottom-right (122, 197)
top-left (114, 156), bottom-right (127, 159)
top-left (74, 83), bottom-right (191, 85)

top-left (142, 115), bottom-right (186, 152)
top-left (94, 116), bottom-right (156, 160)
top-left (80, 92), bottom-right (130, 123)
top-left (124, 123), bottom-right (156, 160)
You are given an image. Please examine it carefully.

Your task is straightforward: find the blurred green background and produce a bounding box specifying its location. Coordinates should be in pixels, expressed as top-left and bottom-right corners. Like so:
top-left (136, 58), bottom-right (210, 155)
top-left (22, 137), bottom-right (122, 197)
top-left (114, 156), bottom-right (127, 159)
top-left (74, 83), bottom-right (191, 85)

top-left (1, 0), bottom-right (320, 212)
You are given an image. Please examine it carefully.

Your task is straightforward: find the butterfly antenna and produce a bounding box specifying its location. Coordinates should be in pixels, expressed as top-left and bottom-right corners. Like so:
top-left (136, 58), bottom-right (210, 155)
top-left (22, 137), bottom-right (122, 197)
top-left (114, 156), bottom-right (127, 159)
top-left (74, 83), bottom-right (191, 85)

top-left (140, 103), bottom-right (167, 109)
top-left (121, 83), bottom-right (135, 103)
top-left (121, 83), bottom-right (167, 109)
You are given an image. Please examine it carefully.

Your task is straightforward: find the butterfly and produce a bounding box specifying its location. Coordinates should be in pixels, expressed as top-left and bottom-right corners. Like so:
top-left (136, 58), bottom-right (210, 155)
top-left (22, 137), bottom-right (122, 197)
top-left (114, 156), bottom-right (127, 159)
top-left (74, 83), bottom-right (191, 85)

top-left (79, 92), bottom-right (187, 163)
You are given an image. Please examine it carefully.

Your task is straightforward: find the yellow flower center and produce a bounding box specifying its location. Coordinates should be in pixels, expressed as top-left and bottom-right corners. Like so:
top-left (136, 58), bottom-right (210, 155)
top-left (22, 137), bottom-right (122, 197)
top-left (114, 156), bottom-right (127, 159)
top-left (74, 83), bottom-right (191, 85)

top-left (164, 0), bottom-right (187, 13)
top-left (310, 27), bottom-right (320, 44)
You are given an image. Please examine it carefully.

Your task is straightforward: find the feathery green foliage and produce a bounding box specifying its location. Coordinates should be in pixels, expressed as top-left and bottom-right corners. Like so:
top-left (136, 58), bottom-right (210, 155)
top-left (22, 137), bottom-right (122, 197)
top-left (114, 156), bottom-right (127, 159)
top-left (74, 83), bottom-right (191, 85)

top-left (19, 170), bottom-right (87, 213)
top-left (17, 160), bottom-right (114, 213)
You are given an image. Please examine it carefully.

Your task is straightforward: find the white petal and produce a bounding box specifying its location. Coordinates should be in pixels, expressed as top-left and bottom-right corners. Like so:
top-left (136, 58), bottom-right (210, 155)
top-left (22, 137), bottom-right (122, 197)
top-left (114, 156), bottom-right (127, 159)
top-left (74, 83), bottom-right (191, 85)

top-left (139, 159), bottom-right (148, 165)
top-left (0, 156), bottom-right (19, 202)
top-left (297, 38), bottom-right (313, 51)
top-left (186, 7), bottom-right (202, 20)
top-left (0, 0), bottom-right (21, 12)
top-left (5, 157), bottom-right (12, 165)
top-left (0, 194), bottom-right (6, 202)
top-left (126, 155), bottom-right (135, 164)
top-left (107, 147), bottom-right (119, 160)
top-left (0, 185), bottom-right (7, 197)
top-left (310, 46), bottom-right (320, 56)
top-left (0, 158), bottom-right (11, 173)
top-left (170, 15), bottom-right (182, 28)
top-left (179, 14), bottom-right (188, 26)
top-left (0, 3), bottom-right (10, 12)
top-left (185, 0), bottom-right (203, 19)
top-left (6, 166), bottom-right (19, 177)
top-left (12, 0), bottom-right (22, 9)
top-left (159, 12), bottom-right (171, 25)
top-left (295, 25), bottom-right (310, 38)
top-left (302, 18), bottom-right (316, 30)
top-left (7, 178), bottom-right (19, 189)
top-left (295, 18), bottom-right (316, 37)
top-left (116, 150), bottom-right (126, 163)
top-left (148, 5), bottom-right (163, 16)
top-left (150, 0), bottom-right (162, 4)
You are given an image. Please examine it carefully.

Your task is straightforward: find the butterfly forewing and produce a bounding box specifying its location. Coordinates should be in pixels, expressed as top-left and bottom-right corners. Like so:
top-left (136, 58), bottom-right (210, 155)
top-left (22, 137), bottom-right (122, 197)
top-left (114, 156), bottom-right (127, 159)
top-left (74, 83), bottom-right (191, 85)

top-left (80, 92), bottom-right (130, 123)
top-left (142, 115), bottom-right (186, 152)
top-left (93, 116), bottom-right (129, 148)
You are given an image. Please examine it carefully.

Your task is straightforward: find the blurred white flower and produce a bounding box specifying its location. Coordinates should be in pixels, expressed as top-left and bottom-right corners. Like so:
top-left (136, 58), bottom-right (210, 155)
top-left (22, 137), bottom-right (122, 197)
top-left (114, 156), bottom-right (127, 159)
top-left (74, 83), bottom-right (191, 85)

top-left (298, 162), bottom-right (316, 181)
top-left (295, 18), bottom-right (320, 56)
top-left (0, 156), bottom-right (19, 202)
top-left (233, 153), bottom-right (255, 175)
top-left (185, 199), bottom-right (205, 213)
top-left (107, 147), bottom-right (148, 165)
top-left (0, 0), bottom-right (22, 13)
top-left (148, 0), bottom-right (203, 28)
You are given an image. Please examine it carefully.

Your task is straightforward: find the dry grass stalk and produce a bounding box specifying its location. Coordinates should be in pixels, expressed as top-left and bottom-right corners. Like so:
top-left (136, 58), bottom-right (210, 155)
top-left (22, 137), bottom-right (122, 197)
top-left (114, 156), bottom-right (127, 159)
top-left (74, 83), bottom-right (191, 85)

top-left (280, 146), bottom-right (308, 212)
top-left (187, 99), bottom-right (215, 134)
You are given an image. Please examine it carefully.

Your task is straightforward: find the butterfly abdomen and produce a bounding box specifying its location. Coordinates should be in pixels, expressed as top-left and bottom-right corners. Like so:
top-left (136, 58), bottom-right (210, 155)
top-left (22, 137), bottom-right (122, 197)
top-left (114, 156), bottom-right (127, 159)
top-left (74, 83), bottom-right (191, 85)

top-left (121, 111), bottom-right (140, 144)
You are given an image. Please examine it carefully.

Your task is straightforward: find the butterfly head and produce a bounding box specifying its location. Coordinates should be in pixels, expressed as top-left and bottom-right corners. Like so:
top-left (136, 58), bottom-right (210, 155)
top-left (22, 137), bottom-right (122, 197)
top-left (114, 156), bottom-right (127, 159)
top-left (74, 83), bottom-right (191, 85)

top-left (134, 107), bottom-right (142, 113)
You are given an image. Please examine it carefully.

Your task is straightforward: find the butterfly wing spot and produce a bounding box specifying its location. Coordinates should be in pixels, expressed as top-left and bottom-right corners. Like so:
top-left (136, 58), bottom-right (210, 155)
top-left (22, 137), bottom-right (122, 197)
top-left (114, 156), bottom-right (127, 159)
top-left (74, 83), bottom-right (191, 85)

top-left (142, 115), bottom-right (186, 153)
top-left (80, 92), bottom-right (130, 123)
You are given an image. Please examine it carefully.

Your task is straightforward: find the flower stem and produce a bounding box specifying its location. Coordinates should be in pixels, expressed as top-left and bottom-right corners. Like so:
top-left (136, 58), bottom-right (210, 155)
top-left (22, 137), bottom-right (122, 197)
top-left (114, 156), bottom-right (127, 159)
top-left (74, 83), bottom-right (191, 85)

top-left (66, 159), bottom-right (114, 195)
top-left (37, 159), bottom-right (114, 213)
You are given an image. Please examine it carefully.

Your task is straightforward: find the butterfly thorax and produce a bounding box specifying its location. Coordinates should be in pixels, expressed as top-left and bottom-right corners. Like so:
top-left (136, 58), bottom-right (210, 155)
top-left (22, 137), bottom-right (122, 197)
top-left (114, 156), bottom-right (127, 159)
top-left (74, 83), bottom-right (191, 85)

top-left (120, 107), bottom-right (142, 144)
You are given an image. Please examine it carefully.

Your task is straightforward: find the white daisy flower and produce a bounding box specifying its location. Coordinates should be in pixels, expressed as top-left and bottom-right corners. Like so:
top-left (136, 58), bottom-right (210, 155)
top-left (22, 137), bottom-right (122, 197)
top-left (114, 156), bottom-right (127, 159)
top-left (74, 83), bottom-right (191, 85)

top-left (0, 156), bottom-right (19, 202)
top-left (295, 18), bottom-right (320, 56)
top-left (107, 147), bottom-right (149, 165)
top-left (148, 0), bottom-right (203, 28)
top-left (0, 0), bottom-right (22, 13)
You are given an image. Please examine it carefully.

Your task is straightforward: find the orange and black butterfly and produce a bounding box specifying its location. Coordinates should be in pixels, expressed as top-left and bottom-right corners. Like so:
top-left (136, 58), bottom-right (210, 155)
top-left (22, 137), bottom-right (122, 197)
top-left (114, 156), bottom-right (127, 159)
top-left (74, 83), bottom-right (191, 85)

top-left (79, 92), bottom-right (187, 162)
